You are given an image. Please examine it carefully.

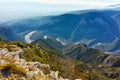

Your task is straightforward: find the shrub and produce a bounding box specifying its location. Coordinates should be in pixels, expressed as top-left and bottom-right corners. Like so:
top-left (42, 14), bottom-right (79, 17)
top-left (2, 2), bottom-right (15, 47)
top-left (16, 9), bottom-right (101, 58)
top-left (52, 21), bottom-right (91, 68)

top-left (1, 63), bottom-right (26, 76)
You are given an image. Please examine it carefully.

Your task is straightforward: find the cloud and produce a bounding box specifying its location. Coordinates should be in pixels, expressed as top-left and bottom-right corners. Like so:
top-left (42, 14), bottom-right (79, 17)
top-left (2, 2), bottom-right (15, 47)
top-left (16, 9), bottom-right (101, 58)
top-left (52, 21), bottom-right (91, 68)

top-left (30, 0), bottom-right (120, 6)
top-left (1, 0), bottom-right (120, 8)
top-left (0, 0), bottom-right (120, 22)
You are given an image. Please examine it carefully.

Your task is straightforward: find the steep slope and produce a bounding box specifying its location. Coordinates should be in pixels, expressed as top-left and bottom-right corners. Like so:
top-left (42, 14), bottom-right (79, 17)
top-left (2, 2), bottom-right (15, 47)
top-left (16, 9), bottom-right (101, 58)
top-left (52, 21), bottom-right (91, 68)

top-left (63, 43), bottom-right (120, 67)
top-left (0, 41), bottom-right (91, 80)
top-left (33, 38), bottom-right (120, 68)
top-left (1, 9), bottom-right (120, 52)
top-left (0, 48), bottom-right (65, 80)
top-left (32, 37), bottom-right (64, 54)
top-left (33, 38), bottom-right (120, 79)
top-left (0, 39), bottom-right (120, 80)
top-left (0, 27), bottom-right (19, 41)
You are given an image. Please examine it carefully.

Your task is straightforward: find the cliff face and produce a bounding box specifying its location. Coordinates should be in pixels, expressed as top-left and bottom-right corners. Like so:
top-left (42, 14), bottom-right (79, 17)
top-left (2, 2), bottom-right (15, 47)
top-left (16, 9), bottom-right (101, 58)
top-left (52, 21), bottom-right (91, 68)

top-left (0, 48), bottom-right (66, 80)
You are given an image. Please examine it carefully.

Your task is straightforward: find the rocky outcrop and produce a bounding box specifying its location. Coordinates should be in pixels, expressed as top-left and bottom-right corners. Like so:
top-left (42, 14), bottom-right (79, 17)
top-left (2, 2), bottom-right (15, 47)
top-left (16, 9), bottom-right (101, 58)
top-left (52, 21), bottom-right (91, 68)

top-left (0, 48), bottom-right (70, 80)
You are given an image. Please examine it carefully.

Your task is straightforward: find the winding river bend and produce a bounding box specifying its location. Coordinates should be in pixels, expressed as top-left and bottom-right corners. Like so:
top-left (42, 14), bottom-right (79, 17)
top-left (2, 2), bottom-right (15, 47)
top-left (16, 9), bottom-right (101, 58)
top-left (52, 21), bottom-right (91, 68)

top-left (25, 31), bottom-right (37, 43)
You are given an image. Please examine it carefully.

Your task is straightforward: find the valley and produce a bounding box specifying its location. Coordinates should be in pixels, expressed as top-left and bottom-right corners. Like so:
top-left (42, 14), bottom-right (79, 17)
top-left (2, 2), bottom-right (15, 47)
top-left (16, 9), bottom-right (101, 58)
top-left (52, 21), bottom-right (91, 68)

top-left (1, 9), bottom-right (120, 52)
top-left (0, 8), bottom-right (120, 80)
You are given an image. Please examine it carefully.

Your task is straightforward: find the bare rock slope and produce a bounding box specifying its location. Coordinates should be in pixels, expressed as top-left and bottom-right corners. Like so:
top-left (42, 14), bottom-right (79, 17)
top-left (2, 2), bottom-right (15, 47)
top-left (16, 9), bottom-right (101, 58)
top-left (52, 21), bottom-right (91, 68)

top-left (0, 48), bottom-right (69, 80)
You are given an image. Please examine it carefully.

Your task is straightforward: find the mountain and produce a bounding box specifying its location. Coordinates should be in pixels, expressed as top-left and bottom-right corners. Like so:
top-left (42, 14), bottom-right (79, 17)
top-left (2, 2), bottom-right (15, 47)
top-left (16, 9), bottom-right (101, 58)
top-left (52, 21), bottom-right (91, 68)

top-left (0, 40), bottom-right (112, 80)
top-left (92, 37), bottom-right (120, 52)
top-left (1, 9), bottom-right (120, 52)
top-left (0, 48), bottom-right (65, 80)
top-left (33, 38), bottom-right (120, 67)
top-left (0, 39), bottom-right (120, 79)
top-left (32, 37), bottom-right (64, 54)
top-left (33, 38), bottom-right (120, 79)
top-left (63, 43), bottom-right (120, 67)
top-left (0, 27), bottom-right (19, 41)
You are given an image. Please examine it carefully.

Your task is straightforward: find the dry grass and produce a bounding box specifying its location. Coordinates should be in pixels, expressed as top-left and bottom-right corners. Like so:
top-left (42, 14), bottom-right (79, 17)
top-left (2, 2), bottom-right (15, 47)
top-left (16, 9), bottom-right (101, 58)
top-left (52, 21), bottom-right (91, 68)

top-left (0, 62), bottom-right (27, 76)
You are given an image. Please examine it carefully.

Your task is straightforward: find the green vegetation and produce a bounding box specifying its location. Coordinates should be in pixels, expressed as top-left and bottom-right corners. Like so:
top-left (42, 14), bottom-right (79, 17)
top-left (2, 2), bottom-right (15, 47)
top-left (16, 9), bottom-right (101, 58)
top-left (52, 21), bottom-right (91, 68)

top-left (32, 38), bottom-right (64, 54)
top-left (0, 41), bottom-right (120, 80)
top-left (0, 36), bottom-right (2, 42)
top-left (0, 63), bottom-right (26, 76)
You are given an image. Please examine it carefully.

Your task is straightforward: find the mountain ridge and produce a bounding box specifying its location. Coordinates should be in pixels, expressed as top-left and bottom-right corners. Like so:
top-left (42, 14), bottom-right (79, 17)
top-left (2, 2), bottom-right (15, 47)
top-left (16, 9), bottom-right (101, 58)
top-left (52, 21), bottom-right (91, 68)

top-left (0, 27), bottom-right (19, 41)
top-left (1, 9), bottom-right (120, 52)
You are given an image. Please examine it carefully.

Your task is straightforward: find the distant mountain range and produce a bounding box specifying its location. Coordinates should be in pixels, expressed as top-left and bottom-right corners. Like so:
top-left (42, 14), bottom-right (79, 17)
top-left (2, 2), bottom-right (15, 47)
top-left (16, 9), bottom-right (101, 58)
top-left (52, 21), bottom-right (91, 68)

top-left (1, 9), bottom-right (120, 52)
top-left (33, 37), bottom-right (120, 67)
top-left (0, 8), bottom-right (120, 79)
top-left (32, 37), bottom-right (120, 80)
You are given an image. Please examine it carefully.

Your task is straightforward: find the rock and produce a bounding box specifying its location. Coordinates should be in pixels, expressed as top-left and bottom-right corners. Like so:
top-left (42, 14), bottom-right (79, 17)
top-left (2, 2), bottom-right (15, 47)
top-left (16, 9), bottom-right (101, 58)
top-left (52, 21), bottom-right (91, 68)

top-left (0, 60), bottom-right (6, 64)
top-left (21, 77), bottom-right (25, 80)
top-left (39, 63), bottom-right (50, 70)
top-left (33, 62), bottom-right (41, 67)
top-left (26, 71), bottom-right (34, 79)
top-left (0, 48), bottom-right (8, 55)
top-left (50, 71), bottom-right (59, 80)
top-left (0, 48), bottom-right (82, 80)
top-left (39, 70), bottom-right (45, 76)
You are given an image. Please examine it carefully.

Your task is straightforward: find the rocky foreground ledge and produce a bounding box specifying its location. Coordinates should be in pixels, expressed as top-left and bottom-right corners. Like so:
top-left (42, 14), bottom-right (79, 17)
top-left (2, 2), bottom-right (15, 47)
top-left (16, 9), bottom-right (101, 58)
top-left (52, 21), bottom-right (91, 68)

top-left (0, 48), bottom-right (82, 80)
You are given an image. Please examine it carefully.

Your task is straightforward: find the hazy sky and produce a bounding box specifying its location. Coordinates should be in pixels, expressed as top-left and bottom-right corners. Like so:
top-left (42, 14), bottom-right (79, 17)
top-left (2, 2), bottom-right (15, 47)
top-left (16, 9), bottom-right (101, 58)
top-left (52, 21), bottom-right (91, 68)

top-left (0, 0), bottom-right (120, 22)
